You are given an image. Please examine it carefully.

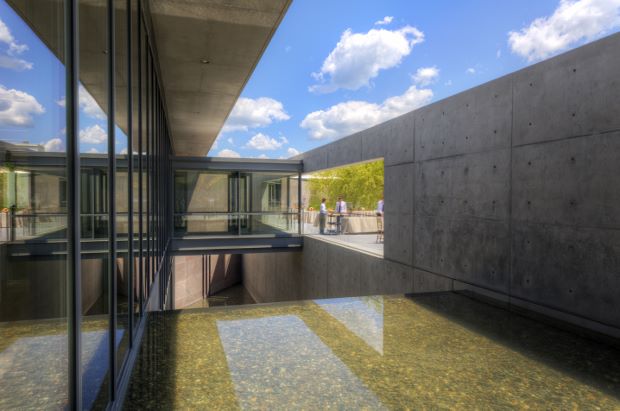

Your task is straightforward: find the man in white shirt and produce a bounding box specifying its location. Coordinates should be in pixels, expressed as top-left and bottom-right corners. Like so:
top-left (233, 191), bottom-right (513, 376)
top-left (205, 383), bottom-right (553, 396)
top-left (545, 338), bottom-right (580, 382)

top-left (377, 197), bottom-right (384, 216)
top-left (319, 198), bottom-right (327, 234)
top-left (335, 196), bottom-right (347, 234)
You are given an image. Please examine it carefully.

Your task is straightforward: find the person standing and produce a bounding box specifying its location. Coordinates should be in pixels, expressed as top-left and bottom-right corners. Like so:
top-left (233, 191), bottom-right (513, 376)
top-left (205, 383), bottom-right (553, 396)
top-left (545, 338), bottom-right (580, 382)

top-left (377, 196), bottom-right (384, 216)
top-left (335, 196), bottom-right (347, 234)
top-left (319, 198), bottom-right (327, 234)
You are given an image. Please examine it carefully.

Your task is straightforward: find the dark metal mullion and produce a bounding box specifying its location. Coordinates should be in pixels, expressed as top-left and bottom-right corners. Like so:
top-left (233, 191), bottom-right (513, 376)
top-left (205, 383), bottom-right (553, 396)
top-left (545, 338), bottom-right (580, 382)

top-left (136, 0), bottom-right (143, 319)
top-left (65, 0), bottom-right (81, 408)
top-left (145, 51), bottom-right (150, 298)
top-left (149, 55), bottom-right (155, 293)
top-left (106, 0), bottom-right (117, 401)
top-left (297, 171), bottom-right (302, 235)
top-left (237, 171), bottom-right (241, 236)
top-left (126, 0), bottom-right (134, 347)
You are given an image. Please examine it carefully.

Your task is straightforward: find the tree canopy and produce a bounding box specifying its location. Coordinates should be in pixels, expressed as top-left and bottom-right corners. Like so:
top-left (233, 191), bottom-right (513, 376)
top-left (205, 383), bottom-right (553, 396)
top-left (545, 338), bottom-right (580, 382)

top-left (308, 160), bottom-right (384, 211)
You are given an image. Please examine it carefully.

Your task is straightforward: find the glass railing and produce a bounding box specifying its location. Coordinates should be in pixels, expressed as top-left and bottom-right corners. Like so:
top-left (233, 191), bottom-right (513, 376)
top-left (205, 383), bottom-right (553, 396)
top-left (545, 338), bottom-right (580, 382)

top-left (173, 212), bottom-right (300, 237)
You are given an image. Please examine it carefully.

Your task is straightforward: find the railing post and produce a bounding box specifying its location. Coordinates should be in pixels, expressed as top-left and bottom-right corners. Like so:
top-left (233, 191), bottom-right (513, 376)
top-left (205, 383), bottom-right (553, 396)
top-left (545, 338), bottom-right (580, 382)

top-left (9, 205), bottom-right (15, 242)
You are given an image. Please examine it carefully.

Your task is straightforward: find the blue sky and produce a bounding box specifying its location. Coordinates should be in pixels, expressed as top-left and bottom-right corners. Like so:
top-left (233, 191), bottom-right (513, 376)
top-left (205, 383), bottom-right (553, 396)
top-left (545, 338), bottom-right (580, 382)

top-left (0, 0), bottom-right (619, 157)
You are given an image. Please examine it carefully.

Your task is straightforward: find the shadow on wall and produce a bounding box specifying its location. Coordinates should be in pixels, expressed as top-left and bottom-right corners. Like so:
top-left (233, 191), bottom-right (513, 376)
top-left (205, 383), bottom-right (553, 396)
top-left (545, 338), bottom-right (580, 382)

top-left (173, 254), bottom-right (243, 309)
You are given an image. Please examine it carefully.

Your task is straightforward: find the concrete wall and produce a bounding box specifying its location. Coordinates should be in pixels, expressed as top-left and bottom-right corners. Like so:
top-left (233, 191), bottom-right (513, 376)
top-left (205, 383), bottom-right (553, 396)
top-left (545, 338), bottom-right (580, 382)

top-left (294, 33), bottom-right (620, 336)
top-left (173, 254), bottom-right (242, 308)
top-left (242, 236), bottom-right (453, 303)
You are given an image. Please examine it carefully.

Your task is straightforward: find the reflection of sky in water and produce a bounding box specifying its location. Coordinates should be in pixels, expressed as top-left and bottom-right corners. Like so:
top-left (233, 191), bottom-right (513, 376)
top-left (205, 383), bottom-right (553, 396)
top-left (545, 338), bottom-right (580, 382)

top-left (0, 330), bottom-right (122, 410)
top-left (314, 296), bottom-right (384, 354)
top-left (217, 315), bottom-right (385, 410)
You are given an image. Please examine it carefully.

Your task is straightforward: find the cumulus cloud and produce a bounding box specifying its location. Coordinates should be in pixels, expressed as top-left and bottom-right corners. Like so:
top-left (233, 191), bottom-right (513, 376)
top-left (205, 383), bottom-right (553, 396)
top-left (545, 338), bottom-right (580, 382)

top-left (57, 85), bottom-right (107, 120)
top-left (256, 154), bottom-right (269, 159)
top-left (79, 124), bottom-right (107, 144)
top-left (87, 148), bottom-right (101, 154)
top-left (412, 66), bottom-right (439, 86)
top-left (244, 133), bottom-right (288, 150)
top-left (217, 149), bottom-right (241, 158)
top-left (508, 0), bottom-right (620, 62)
top-left (287, 147), bottom-right (301, 158)
top-left (44, 138), bottom-right (64, 152)
top-left (222, 97), bottom-right (289, 133)
top-left (466, 67), bottom-right (476, 75)
top-left (0, 85), bottom-right (44, 126)
top-left (374, 16), bottom-right (394, 26)
top-left (0, 18), bottom-right (32, 71)
top-left (310, 25), bottom-right (424, 93)
top-left (301, 83), bottom-right (433, 140)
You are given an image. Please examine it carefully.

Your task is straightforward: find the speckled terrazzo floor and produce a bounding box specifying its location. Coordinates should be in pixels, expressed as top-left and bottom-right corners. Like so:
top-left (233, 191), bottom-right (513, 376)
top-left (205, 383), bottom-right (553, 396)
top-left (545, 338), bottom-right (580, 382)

top-left (0, 317), bottom-right (121, 410)
top-left (124, 292), bottom-right (620, 410)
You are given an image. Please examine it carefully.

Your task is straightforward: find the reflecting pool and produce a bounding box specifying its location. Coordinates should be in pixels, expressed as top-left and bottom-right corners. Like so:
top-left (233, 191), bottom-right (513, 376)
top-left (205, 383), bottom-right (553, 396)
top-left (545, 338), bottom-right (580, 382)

top-left (125, 292), bottom-right (620, 410)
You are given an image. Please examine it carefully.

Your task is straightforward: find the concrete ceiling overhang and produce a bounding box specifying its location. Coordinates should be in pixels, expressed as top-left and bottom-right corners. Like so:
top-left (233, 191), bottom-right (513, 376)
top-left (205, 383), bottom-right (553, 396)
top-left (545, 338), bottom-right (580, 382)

top-left (149, 0), bottom-right (291, 156)
top-left (6, 0), bottom-right (291, 156)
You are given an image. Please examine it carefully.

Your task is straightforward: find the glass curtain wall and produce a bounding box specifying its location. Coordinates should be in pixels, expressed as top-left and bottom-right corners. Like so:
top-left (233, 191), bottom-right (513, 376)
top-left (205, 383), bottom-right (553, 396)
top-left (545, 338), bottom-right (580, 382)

top-left (0, 0), bottom-right (172, 409)
top-left (0, 1), bottom-right (68, 409)
top-left (173, 170), bottom-right (301, 236)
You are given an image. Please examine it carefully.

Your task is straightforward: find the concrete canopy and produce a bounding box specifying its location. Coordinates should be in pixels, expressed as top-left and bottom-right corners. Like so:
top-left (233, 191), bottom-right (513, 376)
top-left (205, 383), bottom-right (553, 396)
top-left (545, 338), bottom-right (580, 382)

top-left (149, 0), bottom-right (291, 156)
top-left (6, 0), bottom-right (290, 156)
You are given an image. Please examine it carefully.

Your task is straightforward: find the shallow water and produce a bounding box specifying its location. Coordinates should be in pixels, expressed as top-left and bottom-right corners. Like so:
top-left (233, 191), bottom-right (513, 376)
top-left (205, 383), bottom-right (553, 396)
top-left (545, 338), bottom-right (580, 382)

top-left (124, 292), bottom-right (620, 410)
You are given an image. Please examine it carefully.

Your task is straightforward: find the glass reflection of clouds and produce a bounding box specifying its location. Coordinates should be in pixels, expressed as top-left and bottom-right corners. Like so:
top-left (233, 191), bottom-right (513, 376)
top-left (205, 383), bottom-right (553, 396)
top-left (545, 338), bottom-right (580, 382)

top-left (216, 315), bottom-right (385, 410)
top-left (314, 296), bottom-right (384, 354)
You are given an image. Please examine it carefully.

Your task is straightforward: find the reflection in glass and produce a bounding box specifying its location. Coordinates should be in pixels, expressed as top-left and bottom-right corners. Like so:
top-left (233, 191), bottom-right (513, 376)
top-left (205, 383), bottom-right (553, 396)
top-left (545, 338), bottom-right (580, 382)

top-left (0, 0), bottom-right (68, 408)
top-left (114, 0), bottom-right (130, 376)
top-left (173, 170), bottom-right (300, 236)
top-left (79, 0), bottom-right (110, 407)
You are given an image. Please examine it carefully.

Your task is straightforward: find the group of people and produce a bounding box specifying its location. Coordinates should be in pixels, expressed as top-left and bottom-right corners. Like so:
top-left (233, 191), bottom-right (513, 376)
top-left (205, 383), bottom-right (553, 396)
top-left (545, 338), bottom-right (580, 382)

top-left (318, 196), bottom-right (384, 235)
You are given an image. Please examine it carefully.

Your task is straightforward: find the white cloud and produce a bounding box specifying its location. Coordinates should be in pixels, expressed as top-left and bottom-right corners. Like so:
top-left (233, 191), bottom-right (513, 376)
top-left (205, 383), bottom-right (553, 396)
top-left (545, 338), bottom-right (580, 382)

top-left (0, 85), bottom-right (44, 126)
top-left (287, 147), bottom-right (301, 158)
top-left (256, 154), bottom-right (269, 159)
top-left (222, 97), bottom-right (289, 133)
top-left (466, 68), bottom-right (476, 75)
top-left (120, 147), bottom-right (128, 155)
top-left (496, 49), bottom-right (502, 58)
top-left (217, 149), bottom-right (241, 158)
top-left (310, 25), bottom-right (424, 93)
top-left (508, 0), bottom-right (620, 62)
top-left (79, 124), bottom-right (107, 144)
top-left (79, 86), bottom-right (106, 119)
top-left (0, 55), bottom-right (32, 71)
top-left (412, 66), bottom-right (439, 86)
top-left (301, 83), bottom-right (432, 140)
top-left (444, 80), bottom-right (453, 86)
top-left (244, 133), bottom-right (288, 150)
top-left (43, 138), bottom-right (64, 152)
top-left (227, 137), bottom-right (234, 145)
top-left (87, 148), bottom-right (101, 154)
top-left (57, 86), bottom-right (106, 120)
top-left (0, 18), bottom-right (32, 71)
top-left (374, 16), bottom-right (394, 26)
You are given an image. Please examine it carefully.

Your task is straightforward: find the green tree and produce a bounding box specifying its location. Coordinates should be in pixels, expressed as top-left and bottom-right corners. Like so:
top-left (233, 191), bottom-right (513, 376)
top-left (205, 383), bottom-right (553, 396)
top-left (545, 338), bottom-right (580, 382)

top-left (308, 160), bottom-right (384, 211)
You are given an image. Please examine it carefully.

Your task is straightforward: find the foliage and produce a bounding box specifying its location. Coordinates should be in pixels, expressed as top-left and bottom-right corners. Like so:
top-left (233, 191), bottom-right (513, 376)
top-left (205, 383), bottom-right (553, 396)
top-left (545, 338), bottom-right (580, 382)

top-left (308, 160), bottom-right (384, 211)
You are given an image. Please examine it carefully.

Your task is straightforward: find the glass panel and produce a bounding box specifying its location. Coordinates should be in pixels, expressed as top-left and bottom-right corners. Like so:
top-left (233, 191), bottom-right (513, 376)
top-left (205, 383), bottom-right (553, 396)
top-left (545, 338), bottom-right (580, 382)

top-left (130, 0), bottom-right (140, 327)
top-left (0, 0), bottom-right (68, 408)
top-left (114, 0), bottom-right (130, 374)
top-left (240, 214), bottom-right (299, 235)
top-left (79, 0), bottom-right (110, 408)
top-left (248, 172), bottom-right (296, 212)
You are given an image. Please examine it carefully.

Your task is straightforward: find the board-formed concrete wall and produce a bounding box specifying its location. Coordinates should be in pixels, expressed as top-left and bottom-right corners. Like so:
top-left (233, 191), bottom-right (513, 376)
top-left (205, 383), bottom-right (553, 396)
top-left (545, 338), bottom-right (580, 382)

top-left (294, 33), bottom-right (620, 336)
top-left (242, 236), bottom-right (453, 304)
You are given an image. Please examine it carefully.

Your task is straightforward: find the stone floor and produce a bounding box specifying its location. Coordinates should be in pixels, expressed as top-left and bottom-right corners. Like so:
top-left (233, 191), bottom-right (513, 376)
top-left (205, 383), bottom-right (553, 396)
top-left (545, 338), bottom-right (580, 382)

top-left (124, 292), bottom-right (620, 410)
